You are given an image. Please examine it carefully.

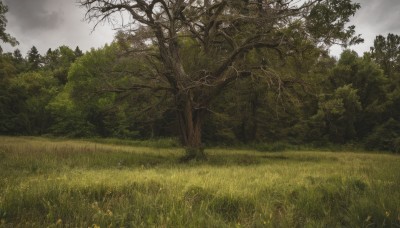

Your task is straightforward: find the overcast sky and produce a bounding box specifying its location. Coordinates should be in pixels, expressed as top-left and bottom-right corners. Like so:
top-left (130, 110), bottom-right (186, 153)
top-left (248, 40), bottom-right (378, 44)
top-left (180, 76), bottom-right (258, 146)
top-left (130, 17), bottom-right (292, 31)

top-left (2, 0), bottom-right (400, 57)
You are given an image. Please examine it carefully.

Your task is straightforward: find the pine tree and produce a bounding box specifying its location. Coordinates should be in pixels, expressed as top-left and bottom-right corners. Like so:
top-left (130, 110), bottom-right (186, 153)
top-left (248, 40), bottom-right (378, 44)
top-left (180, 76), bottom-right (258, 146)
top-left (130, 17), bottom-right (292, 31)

top-left (27, 46), bottom-right (41, 70)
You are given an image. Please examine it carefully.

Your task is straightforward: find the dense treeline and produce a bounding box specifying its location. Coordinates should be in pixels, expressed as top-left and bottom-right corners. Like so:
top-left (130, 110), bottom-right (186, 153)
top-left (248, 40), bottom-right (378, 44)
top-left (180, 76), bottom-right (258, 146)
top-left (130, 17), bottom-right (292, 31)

top-left (1, 33), bottom-right (399, 152)
top-left (0, 0), bottom-right (398, 152)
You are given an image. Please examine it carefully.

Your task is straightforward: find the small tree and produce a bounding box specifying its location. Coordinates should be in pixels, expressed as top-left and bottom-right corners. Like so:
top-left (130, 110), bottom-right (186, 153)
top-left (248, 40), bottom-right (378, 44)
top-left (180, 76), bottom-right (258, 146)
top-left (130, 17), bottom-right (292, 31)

top-left (74, 46), bottom-right (84, 58)
top-left (27, 46), bottom-right (41, 70)
top-left (79, 0), bottom-right (362, 160)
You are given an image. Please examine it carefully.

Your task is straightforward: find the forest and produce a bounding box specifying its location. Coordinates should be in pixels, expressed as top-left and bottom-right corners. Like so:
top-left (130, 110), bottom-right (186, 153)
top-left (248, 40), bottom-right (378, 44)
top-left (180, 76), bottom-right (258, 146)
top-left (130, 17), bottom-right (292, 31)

top-left (1, 0), bottom-right (400, 154)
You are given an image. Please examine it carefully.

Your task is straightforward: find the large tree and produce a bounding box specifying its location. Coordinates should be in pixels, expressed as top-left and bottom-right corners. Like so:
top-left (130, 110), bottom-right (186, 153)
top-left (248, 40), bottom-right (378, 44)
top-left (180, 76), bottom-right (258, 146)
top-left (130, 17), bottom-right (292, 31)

top-left (79, 0), bottom-right (362, 160)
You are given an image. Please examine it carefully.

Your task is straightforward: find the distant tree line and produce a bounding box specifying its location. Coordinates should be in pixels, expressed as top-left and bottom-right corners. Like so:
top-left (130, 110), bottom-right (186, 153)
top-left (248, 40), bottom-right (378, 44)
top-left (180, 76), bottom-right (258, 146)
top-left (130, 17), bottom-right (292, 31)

top-left (0, 0), bottom-right (399, 153)
top-left (0, 33), bottom-right (399, 152)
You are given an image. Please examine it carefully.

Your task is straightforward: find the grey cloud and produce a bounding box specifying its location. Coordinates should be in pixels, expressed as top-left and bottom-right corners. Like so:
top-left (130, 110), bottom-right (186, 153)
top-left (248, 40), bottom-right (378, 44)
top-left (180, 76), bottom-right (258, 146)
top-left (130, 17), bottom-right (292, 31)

top-left (2, 0), bottom-right (115, 55)
top-left (4, 0), bottom-right (63, 32)
top-left (332, 0), bottom-right (400, 57)
top-left (2, 0), bottom-right (400, 57)
top-left (353, 0), bottom-right (400, 32)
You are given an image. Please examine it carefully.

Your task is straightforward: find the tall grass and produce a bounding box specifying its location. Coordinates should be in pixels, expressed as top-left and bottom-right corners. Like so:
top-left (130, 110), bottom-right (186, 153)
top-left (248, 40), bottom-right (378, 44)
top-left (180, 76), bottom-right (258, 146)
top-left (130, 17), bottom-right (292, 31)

top-left (86, 137), bottom-right (181, 148)
top-left (0, 136), bottom-right (399, 227)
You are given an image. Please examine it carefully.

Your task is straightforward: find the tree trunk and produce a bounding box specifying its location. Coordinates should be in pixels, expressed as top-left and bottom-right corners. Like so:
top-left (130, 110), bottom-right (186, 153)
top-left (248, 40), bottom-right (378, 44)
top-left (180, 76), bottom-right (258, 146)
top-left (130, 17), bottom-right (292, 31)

top-left (177, 96), bottom-right (206, 162)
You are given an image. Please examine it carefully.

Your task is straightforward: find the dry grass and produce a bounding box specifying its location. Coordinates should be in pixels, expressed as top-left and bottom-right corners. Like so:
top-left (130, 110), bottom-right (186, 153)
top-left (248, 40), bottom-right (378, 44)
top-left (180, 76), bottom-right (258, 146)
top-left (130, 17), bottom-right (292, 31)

top-left (0, 136), bottom-right (399, 227)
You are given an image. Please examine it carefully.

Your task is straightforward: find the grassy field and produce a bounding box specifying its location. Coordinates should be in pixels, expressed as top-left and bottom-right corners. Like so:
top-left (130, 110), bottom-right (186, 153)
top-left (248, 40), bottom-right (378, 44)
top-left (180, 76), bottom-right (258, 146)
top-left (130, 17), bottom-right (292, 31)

top-left (0, 136), bottom-right (399, 227)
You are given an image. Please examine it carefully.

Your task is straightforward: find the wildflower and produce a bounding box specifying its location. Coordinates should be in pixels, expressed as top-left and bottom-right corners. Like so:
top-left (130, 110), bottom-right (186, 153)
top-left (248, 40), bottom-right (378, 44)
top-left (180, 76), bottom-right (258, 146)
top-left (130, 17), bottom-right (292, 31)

top-left (385, 211), bottom-right (390, 217)
top-left (56, 219), bottom-right (62, 225)
top-left (91, 202), bottom-right (99, 209)
top-left (106, 209), bottom-right (113, 216)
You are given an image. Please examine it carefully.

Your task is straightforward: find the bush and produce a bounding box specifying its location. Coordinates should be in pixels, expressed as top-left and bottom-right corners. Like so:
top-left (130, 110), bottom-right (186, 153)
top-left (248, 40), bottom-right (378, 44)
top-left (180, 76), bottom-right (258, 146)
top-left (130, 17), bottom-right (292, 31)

top-left (393, 137), bottom-right (400, 153)
top-left (365, 119), bottom-right (400, 153)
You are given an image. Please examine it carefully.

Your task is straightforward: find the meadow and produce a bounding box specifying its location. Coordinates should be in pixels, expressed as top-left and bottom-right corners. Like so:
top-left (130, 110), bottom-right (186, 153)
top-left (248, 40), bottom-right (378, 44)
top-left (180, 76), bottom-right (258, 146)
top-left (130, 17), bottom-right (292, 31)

top-left (0, 136), bottom-right (399, 227)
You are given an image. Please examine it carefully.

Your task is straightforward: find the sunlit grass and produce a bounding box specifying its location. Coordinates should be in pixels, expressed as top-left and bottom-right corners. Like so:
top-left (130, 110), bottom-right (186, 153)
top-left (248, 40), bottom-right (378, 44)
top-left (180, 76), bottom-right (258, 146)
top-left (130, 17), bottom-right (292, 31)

top-left (0, 136), bottom-right (399, 227)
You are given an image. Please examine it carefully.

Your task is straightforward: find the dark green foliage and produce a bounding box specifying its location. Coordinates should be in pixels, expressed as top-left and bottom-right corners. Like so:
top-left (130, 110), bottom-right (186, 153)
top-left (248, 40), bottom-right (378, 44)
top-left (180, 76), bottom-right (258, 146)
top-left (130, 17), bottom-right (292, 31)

top-left (0, 44), bottom-right (81, 136)
top-left (312, 84), bottom-right (362, 143)
top-left (365, 119), bottom-right (400, 153)
top-left (2, 0), bottom-right (399, 152)
top-left (0, 17), bottom-right (400, 152)
top-left (74, 46), bottom-right (84, 58)
top-left (11, 49), bottom-right (28, 72)
top-left (371, 33), bottom-right (400, 78)
top-left (43, 45), bottom-right (77, 84)
top-left (306, 0), bottom-right (363, 46)
top-left (0, 40), bottom-right (398, 152)
top-left (56, 44), bottom-right (172, 139)
top-left (27, 46), bottom-right (41, 70)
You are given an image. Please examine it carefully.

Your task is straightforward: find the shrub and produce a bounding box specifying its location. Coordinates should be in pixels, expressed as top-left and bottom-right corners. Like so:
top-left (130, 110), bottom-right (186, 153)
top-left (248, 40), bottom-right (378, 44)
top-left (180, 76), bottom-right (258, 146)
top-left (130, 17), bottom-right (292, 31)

top-left (365, 119), bottom-right (400, 153)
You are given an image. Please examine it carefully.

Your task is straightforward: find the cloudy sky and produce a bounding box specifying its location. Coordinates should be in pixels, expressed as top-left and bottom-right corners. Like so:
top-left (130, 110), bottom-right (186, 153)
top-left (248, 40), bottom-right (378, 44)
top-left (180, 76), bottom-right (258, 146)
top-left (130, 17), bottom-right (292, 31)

top-left (2, 0), bottom-right (114, 55)
top-left (2, 0), bottom-right (400, 57)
